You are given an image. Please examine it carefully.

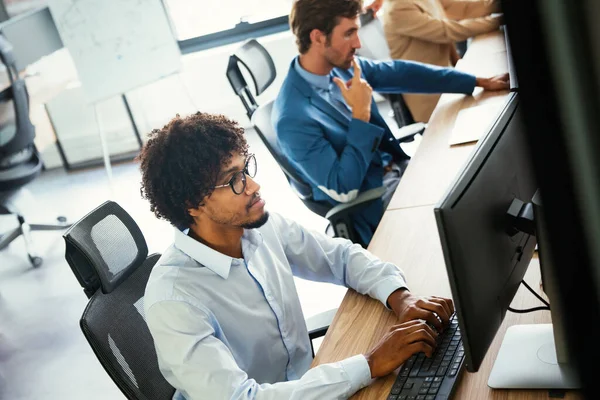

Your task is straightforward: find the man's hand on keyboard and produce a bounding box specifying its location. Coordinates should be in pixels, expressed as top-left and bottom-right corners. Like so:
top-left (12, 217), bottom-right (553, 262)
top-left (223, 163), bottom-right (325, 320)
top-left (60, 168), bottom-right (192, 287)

top-left (387, 289), bottom-right (454, 332)
top-left (365, 320), bottom-right (438, 378)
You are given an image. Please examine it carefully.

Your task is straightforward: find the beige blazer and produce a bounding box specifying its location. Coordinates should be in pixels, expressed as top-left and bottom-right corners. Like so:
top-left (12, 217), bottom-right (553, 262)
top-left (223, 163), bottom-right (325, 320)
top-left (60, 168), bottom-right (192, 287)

top-left (383, 0), bottom-right (501, 122)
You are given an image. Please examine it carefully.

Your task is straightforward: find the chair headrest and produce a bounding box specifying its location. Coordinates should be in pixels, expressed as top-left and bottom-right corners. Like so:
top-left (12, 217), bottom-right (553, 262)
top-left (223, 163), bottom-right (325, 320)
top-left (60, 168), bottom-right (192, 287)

top-left (356, 14), bottom-right (391, 61)
top-left (233, 39), bottom-right (276, 96)
top-left (63, 201), bottom-right (149, 298)
top-left (0, 73), bottom-right (36, 158)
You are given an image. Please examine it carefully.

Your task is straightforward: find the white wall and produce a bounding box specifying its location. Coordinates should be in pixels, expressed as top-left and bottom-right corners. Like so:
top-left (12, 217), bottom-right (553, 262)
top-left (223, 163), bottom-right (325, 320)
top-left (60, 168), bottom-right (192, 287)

top-left (34, 30), bottom-right (299, 169)
top-left (128, 30), bottom-right (300, 133)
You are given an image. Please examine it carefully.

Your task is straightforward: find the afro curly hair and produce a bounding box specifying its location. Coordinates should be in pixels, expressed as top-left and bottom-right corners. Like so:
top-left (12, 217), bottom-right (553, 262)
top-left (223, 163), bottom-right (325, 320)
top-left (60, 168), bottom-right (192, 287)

top-left (138, 112), bottom-right (248, 228)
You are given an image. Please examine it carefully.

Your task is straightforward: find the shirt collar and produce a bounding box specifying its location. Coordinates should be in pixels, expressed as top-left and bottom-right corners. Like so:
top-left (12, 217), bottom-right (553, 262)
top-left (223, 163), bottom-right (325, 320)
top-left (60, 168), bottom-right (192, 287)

top-left (173, 227), bottom-right (262, 279)
top-left (293, 56), bottom-right (331, 91)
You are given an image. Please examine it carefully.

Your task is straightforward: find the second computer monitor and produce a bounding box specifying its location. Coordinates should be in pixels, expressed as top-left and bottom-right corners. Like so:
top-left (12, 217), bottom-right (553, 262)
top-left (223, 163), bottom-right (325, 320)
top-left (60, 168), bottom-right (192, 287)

top-left (434, 93), bottom-right (537, 372)
top-left (504, 26), bottom-right (519, 91)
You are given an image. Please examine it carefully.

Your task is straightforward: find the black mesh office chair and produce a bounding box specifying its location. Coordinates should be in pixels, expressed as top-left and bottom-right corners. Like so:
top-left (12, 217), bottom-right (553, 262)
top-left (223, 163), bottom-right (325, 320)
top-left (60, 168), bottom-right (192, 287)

top-left (227, 39), bottom-right (390, 246)
top-left (64, 201), bottom-right (335, 399)
top-left (0, 34), bottom-right (68, 267)
top-left (226, 39), bottom-right (276, 119)
top-left (63, 201), bottom-right (176, 400)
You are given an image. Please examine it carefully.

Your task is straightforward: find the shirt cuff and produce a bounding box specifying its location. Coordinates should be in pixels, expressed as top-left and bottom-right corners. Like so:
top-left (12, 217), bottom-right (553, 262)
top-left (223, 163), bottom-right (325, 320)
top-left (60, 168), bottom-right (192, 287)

top-left (465, 73), bottom-right (477, 94)
top-left (348, 118), bottom-right (385, 151)
top-left (371, 276), bottom-right (408, 310)
top-left (339, 354), bottom-right (374, 395)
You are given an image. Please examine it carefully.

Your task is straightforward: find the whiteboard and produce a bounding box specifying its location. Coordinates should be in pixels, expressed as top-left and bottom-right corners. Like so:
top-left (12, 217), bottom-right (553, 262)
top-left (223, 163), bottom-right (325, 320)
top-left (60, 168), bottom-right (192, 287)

top-left (48, 0), bottom-right (182, 104)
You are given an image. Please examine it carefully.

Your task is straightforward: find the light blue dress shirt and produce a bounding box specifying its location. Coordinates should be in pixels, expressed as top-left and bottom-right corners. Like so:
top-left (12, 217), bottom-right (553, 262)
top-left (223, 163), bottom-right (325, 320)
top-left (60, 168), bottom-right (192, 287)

top-left (144, 213), bottom-right (408, 400)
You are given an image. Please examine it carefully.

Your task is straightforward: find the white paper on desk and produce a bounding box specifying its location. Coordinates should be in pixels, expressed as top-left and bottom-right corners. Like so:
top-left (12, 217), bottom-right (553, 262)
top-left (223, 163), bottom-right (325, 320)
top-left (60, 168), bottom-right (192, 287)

top-left (454, 58), bottom-right (469, 72)
top-left (449, 103), bottom-right (502, 146)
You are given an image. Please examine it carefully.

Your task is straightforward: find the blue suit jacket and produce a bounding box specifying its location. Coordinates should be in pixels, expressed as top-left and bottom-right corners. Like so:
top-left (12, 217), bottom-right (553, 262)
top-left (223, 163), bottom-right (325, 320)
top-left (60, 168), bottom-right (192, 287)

top-left (272, 57), bottom-right (476, 245)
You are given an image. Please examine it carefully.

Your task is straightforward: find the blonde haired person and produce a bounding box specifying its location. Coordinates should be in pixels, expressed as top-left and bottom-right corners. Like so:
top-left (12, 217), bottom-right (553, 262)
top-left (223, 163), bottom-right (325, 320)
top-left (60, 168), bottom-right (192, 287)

top-left (366, 0), bottom-right (502, 122)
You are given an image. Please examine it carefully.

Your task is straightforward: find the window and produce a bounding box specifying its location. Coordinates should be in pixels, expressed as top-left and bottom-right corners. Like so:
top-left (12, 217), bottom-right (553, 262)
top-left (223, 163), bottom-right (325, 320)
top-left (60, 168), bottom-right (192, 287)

top-left (2, 0), bottom-right (46, 18)
top-left (164, 0), bottom-right (292, 41)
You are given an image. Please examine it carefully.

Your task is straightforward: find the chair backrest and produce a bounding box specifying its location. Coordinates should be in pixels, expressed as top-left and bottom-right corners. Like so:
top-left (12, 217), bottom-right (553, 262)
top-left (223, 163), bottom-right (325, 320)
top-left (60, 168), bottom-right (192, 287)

top-left (357, 11), bottom-right (392, 61)
top-left (388, 92), bottom-right (416, 127)
top-left (0, 34), bottom-right (35, 160)
top-left (356, 13), bottom-right (416, 128)
top-left (0, 34), bottom-right (42, 191)
top-left (226, 39), bottom-right (276, 119)
top-left (251, 101), bottom-right (331, 217)
top-left (64, 201), bottom-right (149, 298)
top-left (63, 201), bottom-right (175, 400)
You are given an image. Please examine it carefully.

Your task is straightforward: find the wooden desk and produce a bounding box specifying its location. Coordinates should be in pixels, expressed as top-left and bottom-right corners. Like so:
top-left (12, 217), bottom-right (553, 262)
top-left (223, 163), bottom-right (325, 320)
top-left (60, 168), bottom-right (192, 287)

top-left (387, 32), bottom-right (511, 211)
top-left (311, 31), bottom-right (582, 399)
top-left (313, 207), bottom-right (580, 399)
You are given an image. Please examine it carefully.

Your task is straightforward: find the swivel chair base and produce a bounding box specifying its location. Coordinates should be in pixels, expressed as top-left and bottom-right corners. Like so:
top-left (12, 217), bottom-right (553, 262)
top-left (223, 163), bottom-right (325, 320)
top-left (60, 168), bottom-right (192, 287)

top-left (0, 214), bottom-right (71, 267)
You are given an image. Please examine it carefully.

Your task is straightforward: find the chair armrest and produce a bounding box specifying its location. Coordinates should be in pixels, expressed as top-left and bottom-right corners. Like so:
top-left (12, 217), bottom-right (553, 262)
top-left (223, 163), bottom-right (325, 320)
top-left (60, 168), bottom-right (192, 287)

top-left (306, 308), bottom-right (338, 340)
top-left (393, 122), bottom-right (427, 143)
top-left (325, 186), bottom-right (386, 221)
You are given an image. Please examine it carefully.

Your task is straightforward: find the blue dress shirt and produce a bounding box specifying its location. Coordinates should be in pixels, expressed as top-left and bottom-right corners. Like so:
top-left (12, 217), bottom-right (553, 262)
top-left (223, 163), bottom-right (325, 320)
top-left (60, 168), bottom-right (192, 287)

top-left (144, 213), bottom-right (408, 399)
top-left (274, 56), bottom-right (476, 245)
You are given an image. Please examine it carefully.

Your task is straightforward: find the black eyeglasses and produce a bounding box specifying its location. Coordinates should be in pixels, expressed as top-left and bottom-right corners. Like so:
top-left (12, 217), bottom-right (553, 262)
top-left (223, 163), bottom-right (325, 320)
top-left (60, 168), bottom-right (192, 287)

top-left (213, 154), bottom-right (257, 195)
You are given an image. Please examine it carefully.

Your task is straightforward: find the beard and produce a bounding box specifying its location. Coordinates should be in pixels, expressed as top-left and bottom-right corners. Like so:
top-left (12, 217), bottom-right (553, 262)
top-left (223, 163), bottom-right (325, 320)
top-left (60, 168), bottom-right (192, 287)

top-left (336, 58), bottom-right (353, 70)
top-left (241, 211), bottom-right (270, 229)
top-left (327, 53), bottom-right (354, 70)
top-left (324, 43), bottom-right (355, 69)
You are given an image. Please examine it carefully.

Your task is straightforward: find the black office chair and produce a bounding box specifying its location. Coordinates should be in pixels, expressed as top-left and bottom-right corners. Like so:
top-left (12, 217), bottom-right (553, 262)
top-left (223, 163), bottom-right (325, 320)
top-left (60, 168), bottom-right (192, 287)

top-left (456, 40), bottom-right (468, 58)
top-left (63, 201), bottom-right (176, 400)
top-left (227, 39), bottom-right (388, 246)
top-left (0, 34), bottom-right (69, 267)
top-left (357, 10), bottom-right (426, 139)
top-left (226, 38), bottom-right (276, 120)
top-left (64, 201), bottom-right (335, 399)
top-left (252, 101), bottom-right (386, 246)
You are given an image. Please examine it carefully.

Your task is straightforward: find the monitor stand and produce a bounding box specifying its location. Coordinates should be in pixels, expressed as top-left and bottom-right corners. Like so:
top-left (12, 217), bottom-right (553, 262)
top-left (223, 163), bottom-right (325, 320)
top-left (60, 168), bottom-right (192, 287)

top-left (488, 324), bottom-right (579, 389)
top-left (490, 191), bottom-right (581, 389)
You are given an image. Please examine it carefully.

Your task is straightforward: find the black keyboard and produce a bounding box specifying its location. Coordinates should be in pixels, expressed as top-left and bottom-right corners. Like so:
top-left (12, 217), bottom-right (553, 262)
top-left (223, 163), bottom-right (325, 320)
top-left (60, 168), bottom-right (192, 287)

top-left (387, 314), bottom-right (464, 400)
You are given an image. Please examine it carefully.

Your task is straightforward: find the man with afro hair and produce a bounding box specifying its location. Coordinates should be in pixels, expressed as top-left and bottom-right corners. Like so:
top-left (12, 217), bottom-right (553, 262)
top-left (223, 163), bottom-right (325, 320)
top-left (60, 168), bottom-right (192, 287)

top-left (139, 112), bottom-right (453, 399)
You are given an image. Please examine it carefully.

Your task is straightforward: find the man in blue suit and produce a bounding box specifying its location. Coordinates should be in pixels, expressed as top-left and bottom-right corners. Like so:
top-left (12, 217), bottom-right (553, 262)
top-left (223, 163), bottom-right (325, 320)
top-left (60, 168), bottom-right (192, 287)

top-left (273, 0), bottom-right (509, 246)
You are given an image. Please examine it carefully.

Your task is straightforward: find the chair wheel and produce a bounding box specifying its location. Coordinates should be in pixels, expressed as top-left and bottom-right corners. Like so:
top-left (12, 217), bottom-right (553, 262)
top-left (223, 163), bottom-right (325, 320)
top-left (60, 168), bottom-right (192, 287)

top-left (57, 216), bottom-right (67, 223)
top-left (29, 256), bottom-right (43, 267)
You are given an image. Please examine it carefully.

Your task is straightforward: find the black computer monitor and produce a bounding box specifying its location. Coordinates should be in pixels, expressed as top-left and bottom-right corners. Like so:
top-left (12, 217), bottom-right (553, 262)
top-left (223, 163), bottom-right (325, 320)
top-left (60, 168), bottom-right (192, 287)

top-left (501, 0), bottom-right (600, 395)
top-left (435, 92), bottom-right (535, 372)
top-left (503, 26), bottom-right (518, 92)
top-left (435, 93), bottom-right (579, 389)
